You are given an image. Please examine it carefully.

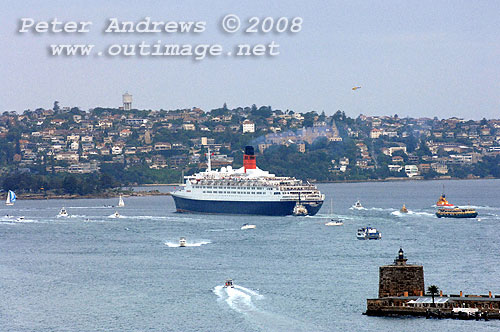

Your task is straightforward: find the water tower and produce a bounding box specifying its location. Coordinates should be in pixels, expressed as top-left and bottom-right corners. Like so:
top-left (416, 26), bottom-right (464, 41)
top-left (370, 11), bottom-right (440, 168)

top-left (122, 92), bottom-right (132, 110)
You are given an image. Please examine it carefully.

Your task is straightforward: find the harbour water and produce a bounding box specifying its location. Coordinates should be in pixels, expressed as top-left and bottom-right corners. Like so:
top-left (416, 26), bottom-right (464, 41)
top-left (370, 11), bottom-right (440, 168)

top-left (1, 179), bottom-right (499, 331)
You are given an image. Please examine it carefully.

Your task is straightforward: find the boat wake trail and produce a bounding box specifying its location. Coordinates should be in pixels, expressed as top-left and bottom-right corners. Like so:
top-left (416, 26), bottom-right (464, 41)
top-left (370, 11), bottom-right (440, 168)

top-left (367, 207), bottom-right (394, 212)
top-left (213, 285), bottom-right (324, 332)
top-left (1, 216), bottom-right (37, 223)
top-left (164, 240), bottom-right (210, 247)
top-left (391, 210), bottom-right (435, 217)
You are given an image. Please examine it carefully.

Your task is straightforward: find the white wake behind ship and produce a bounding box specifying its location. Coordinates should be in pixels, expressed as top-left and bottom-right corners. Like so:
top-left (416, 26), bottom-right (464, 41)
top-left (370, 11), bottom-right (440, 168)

top-left (171, 146), bottom-right (325, 216)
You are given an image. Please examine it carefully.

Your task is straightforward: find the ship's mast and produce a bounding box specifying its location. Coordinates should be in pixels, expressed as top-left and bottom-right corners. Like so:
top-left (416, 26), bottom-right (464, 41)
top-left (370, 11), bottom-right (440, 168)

top-left (207, 147), bottom-right (212, 172)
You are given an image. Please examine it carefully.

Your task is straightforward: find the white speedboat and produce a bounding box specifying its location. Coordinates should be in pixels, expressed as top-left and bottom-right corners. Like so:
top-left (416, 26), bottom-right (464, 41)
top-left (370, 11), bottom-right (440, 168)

top-left (110, 211), bottom-right (120, 218)
top-left (16, 216), bottom-right (25, 222)
top-left (58, 207), bottom-right (69, 217)
top-left (352, 200), bottom-right (363, 210)
top-left (224, 279), bottom-right (234, 288)
top-left (241, 223), bottom-right (256, 230)
top-left (325, 219), bottom-right (344, 226)
top-left (179, 237), bottom-right (187, 247)
top-left (357, 227), bottom-right (381, 240)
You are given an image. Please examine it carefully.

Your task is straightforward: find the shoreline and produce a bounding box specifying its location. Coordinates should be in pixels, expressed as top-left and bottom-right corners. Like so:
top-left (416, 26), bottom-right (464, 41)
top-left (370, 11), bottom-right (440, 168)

top-left (314, 176), bottom-right (497, 184)
top-left (134, 175), bottom-right (498, 185)
top-left (13, 190), bottom-right (171, 201)
top-left (8, 176), bottom-right (498, 200)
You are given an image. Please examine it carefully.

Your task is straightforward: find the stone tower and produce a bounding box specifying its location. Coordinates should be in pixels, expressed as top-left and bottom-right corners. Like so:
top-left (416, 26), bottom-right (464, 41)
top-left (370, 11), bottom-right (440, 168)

top-left (378, 248), bottom-right (424, 298)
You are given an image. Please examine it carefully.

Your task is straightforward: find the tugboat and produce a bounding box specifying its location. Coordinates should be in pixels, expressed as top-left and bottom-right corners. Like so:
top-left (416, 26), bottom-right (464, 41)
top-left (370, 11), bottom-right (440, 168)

top-left (352, 200), bottom-right (363, 210)
top-left (179, 237), bottom-right (187, 247)
top-left (224, 279), bottom-right (234, 288)
top-left (293, 202), bottom-right (308, 216)
top-left (436, 207), bottom-right (478, 218)
top-left (58, 207), bottom-right (69, 217)
top-left (357, 227), bottom-right (381, 240)
top-left (436, 194), bottom-right (454, 207)
top-left (400, 204), bottom-right (408, 213)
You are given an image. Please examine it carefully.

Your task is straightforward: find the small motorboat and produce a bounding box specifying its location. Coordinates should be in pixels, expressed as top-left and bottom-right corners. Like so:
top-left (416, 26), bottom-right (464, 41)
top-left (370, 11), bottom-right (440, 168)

top-left (357, 227), bottom-right (381, 240)
top-left (400, 204), bottom-right (408, 213)
top-left (325, 219), bottom-right (344, 226)
top-left (352, 200), bottom-right (363, 210)
top-left (16, 216), bottom-right (25, 222)
top-left (112, 211), bottom-right (120, 218)
top-left (179, 237), bottom-right (187, 247)
top-left (241, 223), bottom-right (256, 230)
top-left (293, 203), bottom-right (308, 216)
top-left (224, 279), bottom-right (234, 288)
top-left (58, 208), bottom-right (69, 217)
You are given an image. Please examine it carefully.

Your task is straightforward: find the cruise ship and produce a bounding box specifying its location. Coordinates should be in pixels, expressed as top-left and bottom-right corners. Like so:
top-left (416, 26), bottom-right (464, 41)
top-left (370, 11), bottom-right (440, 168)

top-left (171, 146), bottom-right (325, 216)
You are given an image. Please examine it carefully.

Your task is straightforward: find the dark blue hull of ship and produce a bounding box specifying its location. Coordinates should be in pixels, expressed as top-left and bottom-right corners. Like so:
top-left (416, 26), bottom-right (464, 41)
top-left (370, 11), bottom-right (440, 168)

top-left (172, 195), bottom-right (323, 216)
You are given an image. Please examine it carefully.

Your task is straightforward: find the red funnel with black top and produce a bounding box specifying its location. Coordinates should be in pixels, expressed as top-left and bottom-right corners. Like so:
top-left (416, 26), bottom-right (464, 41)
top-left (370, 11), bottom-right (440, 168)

top-left (243, 146), bottom-right (256, 173)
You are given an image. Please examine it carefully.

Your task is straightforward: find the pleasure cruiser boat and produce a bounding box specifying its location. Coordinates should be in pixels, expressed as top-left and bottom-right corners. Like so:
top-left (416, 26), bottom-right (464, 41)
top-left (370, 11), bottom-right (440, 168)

top-left (436, 207), bottom-right (478, 218)
top-left (357, 227), bottom-right (381, 240)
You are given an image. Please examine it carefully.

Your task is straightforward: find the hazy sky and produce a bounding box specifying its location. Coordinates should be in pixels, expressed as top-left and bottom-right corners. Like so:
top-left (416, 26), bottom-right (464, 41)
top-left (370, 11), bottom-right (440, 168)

top-left (0, 0), bottom-right (499, 119)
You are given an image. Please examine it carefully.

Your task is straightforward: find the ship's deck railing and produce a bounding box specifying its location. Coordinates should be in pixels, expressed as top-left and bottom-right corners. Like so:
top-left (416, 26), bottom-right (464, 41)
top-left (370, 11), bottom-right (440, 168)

top-left (281, 194), bottom-right (324, 201)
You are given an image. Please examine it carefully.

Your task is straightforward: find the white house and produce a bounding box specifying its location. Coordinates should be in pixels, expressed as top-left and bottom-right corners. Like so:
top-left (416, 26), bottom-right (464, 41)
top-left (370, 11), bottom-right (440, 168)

top-left (404, 165), bottom-right (420, 177)
top-left (242, 120), bottom-right (255, 133)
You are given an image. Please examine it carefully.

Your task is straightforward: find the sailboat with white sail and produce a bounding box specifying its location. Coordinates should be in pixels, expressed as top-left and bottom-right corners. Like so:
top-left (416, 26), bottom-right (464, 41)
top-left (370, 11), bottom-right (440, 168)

top-left (118, 195), bottom-right (125, 207)
top-left (5, 190), bottom-right (16, 206)
top-left (325, 199), bottom-right (343, 226)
